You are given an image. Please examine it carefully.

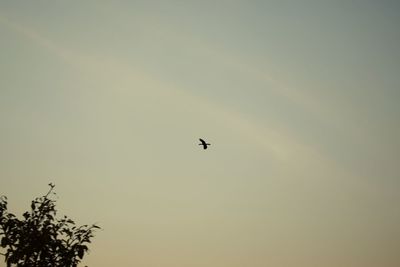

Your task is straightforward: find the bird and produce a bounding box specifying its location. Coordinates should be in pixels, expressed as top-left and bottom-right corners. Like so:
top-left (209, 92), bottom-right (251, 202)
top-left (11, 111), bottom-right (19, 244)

top-left (199, 138), bottom-right (210, 149)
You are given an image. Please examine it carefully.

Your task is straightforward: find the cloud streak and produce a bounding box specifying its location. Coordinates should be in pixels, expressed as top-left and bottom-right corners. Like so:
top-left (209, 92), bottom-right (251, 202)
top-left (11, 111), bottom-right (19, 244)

top-left (0, 13), bottom-right (357, 182)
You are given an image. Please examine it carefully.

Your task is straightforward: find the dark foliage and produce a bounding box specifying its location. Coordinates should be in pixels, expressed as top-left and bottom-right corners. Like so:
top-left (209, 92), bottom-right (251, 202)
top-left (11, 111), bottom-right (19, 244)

top-left (0, 184), bottom-right (100, 267)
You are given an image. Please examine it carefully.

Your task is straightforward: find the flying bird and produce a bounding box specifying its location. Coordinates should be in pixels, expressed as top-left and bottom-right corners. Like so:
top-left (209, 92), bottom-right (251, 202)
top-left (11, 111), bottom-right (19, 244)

top-left (199, 138), bottom-right (210, 149)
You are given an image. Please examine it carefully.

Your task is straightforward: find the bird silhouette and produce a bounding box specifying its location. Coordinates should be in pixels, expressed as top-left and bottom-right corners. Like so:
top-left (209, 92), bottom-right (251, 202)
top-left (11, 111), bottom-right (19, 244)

top-left (199, 138), bottom-right (210, 149)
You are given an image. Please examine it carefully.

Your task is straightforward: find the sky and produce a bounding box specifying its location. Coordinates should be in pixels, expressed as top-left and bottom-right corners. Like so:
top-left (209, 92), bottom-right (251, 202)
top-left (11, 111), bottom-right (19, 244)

top-left (0, 1), bottom-right (399, 266)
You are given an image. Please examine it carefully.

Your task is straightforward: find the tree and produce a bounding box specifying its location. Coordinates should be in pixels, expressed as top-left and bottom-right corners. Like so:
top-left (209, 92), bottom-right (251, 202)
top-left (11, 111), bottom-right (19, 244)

top-left (0, 184), bottom-right (100, 267)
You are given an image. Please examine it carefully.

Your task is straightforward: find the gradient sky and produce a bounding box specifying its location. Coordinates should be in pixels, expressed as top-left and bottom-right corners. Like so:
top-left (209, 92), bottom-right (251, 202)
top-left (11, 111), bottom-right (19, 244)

top-left (1, 1), bottom-right (399, 266)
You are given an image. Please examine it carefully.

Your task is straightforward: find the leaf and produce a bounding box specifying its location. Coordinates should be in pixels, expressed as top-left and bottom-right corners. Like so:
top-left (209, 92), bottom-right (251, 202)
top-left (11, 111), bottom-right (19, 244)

top-left (78, 246), bottom-right (84, 259)
top-left (1, 237), bottom-right (7, 247)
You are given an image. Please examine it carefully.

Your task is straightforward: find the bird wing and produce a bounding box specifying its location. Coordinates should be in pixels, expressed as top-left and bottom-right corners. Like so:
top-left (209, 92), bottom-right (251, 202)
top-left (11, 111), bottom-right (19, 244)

top-left (199, 138), bottom-right (206, 145)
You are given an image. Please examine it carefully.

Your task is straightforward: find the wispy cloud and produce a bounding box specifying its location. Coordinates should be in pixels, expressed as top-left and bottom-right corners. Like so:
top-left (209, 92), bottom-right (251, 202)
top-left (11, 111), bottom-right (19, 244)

top-left (0, 12), bottom-right (359, 185)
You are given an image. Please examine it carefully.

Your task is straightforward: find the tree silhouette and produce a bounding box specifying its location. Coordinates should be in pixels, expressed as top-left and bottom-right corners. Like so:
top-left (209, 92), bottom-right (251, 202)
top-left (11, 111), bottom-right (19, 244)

top-left (0, 184), bottom-right (100, 267)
